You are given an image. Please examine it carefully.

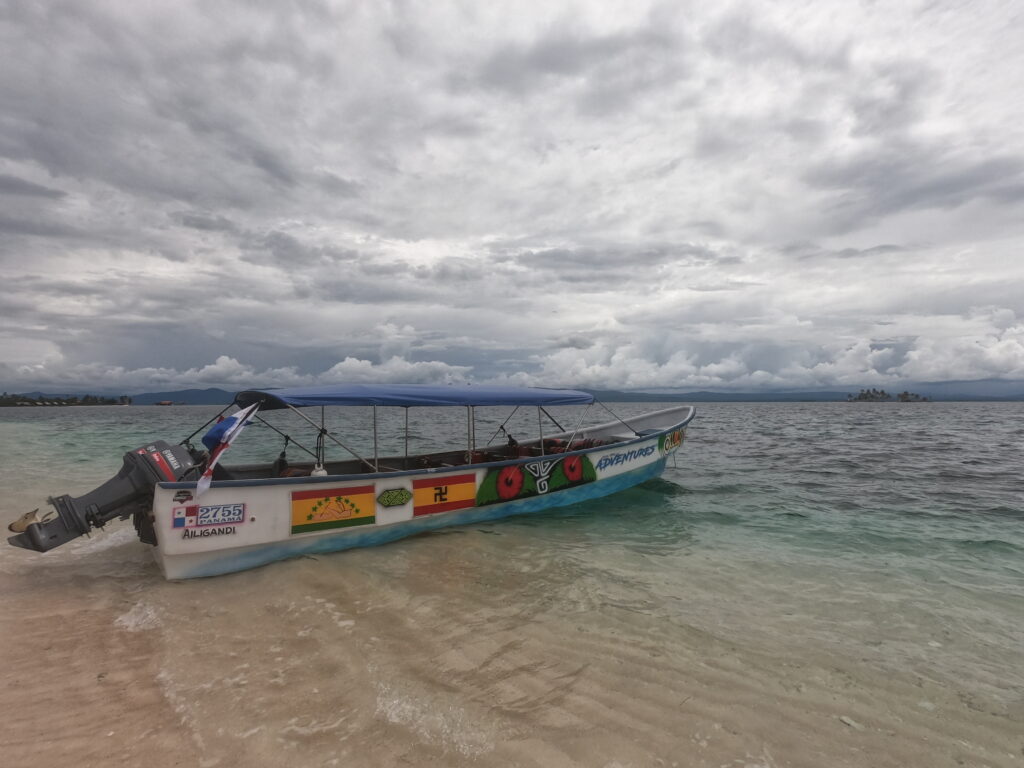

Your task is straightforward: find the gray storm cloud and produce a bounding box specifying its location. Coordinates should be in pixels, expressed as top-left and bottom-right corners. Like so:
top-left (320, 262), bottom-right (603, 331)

top-left (1, 0), bottom-right (1023, 393)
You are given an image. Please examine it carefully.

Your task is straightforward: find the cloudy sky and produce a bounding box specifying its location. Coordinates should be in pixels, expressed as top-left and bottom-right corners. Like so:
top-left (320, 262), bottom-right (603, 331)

top-left (2, 0), bottom-right (1023, 393)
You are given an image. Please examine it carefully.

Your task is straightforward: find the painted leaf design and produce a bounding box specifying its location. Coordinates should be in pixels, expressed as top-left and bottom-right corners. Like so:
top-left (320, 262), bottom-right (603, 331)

top-left (377, 488), bottom-right (413, 507)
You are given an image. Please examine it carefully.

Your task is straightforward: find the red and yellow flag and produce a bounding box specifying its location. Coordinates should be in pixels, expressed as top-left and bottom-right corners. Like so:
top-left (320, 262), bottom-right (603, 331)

top-left (413, 474), bottom-right (476, 516)
top-left (291, 485), bottom-right (375, 534)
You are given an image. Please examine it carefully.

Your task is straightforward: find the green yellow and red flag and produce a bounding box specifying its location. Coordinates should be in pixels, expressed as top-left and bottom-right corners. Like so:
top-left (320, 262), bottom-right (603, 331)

top-left (290, 485), bottom-right (376, 534)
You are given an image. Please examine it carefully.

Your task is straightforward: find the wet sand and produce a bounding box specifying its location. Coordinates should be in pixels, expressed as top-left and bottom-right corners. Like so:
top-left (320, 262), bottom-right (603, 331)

top-left (2, 524), bottom-right (1020, 768)
top-left (0, 537), bottom-right (200, 768)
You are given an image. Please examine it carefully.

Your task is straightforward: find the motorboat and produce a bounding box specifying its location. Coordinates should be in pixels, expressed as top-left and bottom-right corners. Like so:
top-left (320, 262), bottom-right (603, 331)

top-left (8, 384), bottom-right (695, 579)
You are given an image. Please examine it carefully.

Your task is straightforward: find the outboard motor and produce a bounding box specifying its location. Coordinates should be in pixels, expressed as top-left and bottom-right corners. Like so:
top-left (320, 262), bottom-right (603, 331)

top-left (8, 441), bottom-right (197, 553)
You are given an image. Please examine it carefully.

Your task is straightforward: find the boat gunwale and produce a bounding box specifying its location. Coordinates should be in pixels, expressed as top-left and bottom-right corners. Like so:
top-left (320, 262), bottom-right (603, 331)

top-left (158, 409), bottom-right (695, 491)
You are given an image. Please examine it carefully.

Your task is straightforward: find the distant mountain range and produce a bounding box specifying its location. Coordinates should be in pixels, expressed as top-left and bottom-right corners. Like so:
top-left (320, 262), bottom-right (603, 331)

top-left (591, 388), bottom-right (1024, 402)
top-left (128, 388), bottom-right (236, 405)
top-left (10, 385), bottom-right (1024, 404)
top-left (585, 389), bottom-right (852, 402)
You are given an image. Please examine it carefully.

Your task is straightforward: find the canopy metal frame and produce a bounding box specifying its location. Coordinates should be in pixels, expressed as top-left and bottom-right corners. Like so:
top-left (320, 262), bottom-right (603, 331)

top-left (228, 397), bottom-right (601, 474)
top-left (283, 402), bottom-right (376, 472)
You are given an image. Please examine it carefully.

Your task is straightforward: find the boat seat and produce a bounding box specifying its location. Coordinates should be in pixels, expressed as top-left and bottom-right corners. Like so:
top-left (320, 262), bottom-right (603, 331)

top-left (212, 464), bottom-right (234, 481)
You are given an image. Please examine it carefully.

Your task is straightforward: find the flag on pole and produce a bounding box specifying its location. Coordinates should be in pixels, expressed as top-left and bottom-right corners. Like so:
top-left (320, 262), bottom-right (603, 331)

top-left (196, 402), bottom-right (259, 497)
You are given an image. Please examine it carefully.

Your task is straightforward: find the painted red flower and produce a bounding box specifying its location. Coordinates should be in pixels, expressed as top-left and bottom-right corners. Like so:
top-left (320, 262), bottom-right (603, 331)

top-left (563, 456), bottom-right (583, 483)
top-left (496, 465), bottom-right (525, 500)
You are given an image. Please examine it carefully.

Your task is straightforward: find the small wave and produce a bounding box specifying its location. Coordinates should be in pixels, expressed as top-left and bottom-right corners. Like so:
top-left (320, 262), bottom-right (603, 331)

top-left (704, 510), bottom-right (744, 525)
top-left (68, 526), bottom-right (138, 554)
top-left (415, 528), bottom-right (468, 538)
top-left (637, 477), bottom-right (689, 496)
top-left (956, 539), bottom-right (1021, 554)
top-left (375, 680), bottom-right (495, 757)
top-left (687, 483), bottom-right (752, 495)
top-left (115, 601), bottom-right (161, 632)
top-left (976, 506), bottom-right (1024, 520)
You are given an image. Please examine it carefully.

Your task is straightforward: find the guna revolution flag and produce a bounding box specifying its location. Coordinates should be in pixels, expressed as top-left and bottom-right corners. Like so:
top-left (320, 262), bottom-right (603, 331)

top-left (412, 473), bottom-right (476, 516)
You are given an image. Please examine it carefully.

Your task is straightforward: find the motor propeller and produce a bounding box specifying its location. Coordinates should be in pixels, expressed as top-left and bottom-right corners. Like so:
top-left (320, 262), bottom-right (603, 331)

top-left (7, 508), bottom-right (47, 533)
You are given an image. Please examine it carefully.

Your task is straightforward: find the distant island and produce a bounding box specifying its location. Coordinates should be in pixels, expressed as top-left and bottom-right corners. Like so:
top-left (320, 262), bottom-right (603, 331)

top-left (0, 387), bottom-right (235, 406)
top-left (847, 389), bottom-right (929, 402)
top-left (0, 392), bottom-right (131, 407)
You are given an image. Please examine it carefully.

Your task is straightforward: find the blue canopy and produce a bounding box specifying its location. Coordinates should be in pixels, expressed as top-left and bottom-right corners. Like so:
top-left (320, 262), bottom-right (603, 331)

top-left (235, 384), bottom-right (595, 410)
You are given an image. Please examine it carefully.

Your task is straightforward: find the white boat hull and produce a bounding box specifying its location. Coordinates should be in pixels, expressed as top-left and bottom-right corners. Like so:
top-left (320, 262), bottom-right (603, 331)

top-left (152, 408), bottom-right (691, 579)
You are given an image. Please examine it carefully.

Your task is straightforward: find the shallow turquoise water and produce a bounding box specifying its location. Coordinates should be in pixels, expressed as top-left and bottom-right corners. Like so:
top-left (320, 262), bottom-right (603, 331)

top-left (1, 401), bottom-right (1021, 764)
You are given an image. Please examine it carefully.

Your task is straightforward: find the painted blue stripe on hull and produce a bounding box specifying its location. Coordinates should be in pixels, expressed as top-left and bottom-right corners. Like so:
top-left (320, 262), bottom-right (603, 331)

top-left (171, 457), bottom-right (668, 579)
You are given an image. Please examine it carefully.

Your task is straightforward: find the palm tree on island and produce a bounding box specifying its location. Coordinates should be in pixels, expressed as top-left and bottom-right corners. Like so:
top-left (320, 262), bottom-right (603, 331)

top-left (896, 391), bottom-right (929, 402)
top-left (847, 388), bottom-right (928, 402)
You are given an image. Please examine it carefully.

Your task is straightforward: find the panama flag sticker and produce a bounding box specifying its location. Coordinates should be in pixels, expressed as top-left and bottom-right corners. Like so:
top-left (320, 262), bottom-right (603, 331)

top-left (172, 506), bottom-right (198, 528)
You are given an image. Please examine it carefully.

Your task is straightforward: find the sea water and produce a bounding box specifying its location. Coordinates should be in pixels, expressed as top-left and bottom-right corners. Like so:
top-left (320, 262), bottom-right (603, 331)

top-left (0, 402), bottom-right (1021, 767)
